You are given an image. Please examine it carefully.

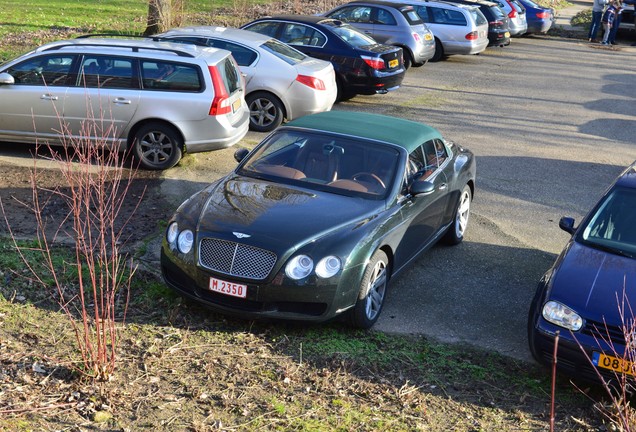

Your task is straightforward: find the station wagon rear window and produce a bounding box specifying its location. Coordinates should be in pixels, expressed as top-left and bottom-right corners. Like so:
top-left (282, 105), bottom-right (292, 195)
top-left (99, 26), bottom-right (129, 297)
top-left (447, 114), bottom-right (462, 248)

top-left (141, 60), bottom-right (202, 91)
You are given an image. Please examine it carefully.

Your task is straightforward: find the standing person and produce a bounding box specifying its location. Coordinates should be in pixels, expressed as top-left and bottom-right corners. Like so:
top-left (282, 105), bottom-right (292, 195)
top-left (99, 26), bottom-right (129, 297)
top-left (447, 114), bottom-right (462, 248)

top-left (589, 0), bottom-right (609, 42)
top-left (601, 1), bottom-right (618, 45)
top-left (608, 1), bottom-right (623, 44)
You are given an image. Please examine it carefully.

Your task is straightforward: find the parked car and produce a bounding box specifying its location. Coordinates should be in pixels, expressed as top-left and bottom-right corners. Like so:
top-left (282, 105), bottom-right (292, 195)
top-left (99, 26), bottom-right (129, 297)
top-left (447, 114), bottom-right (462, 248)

top-left (392, 0), bottom-right (490, 61)
top-left (161, 111), bottom-right (476, 328)
top-left (322, 0), bottom-right (435, 68)
top-left (528, 161), bottom-right (636, 384)
top-left (241, 16), bottom-right (405, 100)
top-left (622, 2), bottom-right (635, 31)
top-left (516, 0), bottom-right (554, 34)
top-left (0, 37), bottom-right (249, 170)
top-left (490, 0), bottom-right (527, 35)
top-left (155, 26), bottom-right (337, 132)
top-left (449, 0), bottom-right (511, 47)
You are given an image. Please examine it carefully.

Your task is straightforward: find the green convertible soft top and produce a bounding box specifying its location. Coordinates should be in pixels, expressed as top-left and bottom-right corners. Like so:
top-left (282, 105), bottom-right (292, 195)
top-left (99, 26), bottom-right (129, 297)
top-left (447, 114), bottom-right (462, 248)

top-left (285, 111), bottom-right (443, 153)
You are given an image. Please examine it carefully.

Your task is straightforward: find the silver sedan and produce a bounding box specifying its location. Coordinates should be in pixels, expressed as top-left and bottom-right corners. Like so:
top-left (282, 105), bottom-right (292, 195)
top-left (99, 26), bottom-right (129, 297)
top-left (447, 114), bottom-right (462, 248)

top-left (157, 26), bottom-right (338, 132)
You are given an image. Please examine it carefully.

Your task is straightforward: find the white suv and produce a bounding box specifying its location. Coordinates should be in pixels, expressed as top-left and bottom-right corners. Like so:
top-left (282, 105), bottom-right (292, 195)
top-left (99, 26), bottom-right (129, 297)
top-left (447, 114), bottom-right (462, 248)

top-left (0, 37), bottom-right (250, 170)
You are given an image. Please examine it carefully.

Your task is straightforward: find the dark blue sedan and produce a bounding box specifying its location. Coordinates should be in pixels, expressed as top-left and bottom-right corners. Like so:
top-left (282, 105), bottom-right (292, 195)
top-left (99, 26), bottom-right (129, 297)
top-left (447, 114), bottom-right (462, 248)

top-left (241, 16), bottom-right (405, 101)
top-left (517, 0), bottom-right (554, 34)
top-left (528, 161), bottom-right (636, 384)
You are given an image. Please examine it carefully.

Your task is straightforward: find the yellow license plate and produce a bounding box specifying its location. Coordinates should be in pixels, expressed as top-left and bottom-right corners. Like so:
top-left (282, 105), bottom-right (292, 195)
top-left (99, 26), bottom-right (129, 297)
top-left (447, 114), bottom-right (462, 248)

top-left (389, 59), bottom-right (398, 68)
top-left (425, 34), bottom-right (433, 41)
top-left (592, 352), bottom-right (635, 375)
top-left (505, 32), bottom-right (510, 37)
top-left (232, 98), bottom-right (242, 113)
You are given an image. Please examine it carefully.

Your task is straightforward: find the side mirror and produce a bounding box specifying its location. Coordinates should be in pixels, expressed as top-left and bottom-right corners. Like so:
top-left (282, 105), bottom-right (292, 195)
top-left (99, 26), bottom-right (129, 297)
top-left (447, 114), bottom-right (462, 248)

top-left (234, 147), bottom-right (249, 163)
top-left (0, 73), bottom-right (15, 85)
top-left (559, 216), bottom-right (576, 235)
top-left (409, 180), bottom-right (435, 196)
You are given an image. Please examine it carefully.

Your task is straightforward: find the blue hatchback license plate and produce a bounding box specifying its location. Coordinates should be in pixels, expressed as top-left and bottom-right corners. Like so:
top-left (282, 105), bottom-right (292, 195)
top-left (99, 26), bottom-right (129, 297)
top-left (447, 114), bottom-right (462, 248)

top-left (592, 352), bottom-right (635, 375)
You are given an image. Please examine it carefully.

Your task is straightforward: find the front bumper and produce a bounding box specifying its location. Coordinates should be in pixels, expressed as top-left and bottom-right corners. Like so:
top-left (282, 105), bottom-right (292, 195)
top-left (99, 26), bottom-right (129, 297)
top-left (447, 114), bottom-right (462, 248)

top-left (530, 318), bottom-right (629, 385)
top-left (161, 245), bottom-right (348, 322)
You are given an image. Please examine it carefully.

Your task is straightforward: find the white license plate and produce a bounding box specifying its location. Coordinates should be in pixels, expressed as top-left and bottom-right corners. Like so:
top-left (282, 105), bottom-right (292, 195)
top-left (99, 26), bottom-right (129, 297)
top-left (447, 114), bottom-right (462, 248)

top-left (209, 276), bottom-right (247, 299)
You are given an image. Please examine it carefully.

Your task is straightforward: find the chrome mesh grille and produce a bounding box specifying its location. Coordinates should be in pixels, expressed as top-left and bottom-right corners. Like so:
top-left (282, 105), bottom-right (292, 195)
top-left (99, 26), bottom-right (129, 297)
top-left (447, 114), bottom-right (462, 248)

top-left (199, 238), bottom-right (277, 280)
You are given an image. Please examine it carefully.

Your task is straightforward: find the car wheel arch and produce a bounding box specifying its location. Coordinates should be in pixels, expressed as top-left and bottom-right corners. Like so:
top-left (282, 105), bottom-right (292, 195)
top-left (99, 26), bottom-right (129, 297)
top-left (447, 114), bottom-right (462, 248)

top-left (128, 118), bottom-right (186, 154)
top-left (246, 89), bottom-right (288, 120)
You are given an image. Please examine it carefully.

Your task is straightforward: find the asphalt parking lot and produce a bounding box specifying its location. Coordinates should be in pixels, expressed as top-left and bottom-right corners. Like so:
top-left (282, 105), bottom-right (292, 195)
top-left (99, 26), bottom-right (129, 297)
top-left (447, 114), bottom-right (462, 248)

top-left (128, 34), bottom-right (636, 363)
top-left (2, 34), bottom-right (634, 363)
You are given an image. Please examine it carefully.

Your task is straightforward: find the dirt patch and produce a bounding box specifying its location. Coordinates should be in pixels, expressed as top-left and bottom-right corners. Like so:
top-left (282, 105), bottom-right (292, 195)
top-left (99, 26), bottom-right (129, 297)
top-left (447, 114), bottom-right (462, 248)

top-left (0, 160), bottom-right (173, 249)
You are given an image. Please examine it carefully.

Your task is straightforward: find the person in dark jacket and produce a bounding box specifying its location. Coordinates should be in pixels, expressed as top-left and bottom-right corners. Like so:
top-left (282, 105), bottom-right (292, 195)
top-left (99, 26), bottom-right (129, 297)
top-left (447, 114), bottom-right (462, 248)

top-left (601, 1), bottom-right (619, 44)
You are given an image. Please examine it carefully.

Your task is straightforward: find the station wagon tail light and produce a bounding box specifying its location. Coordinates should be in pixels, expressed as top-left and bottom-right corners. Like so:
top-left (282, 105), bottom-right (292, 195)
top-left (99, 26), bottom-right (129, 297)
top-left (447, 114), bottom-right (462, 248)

top-left (508, 9), bottom-right (518, 18)
top-left (208, 65), bottom-right (231, 115)
top-left (489, 20), bottom-right (503, 26)
top-left (361, 55), bottom-right (385, 70)
top-left (542, 301), bottom-right (583, 331)
top-left (296, 74), bottom-right (326, 90)
top-left (465, 31), bottom-right (479, 40)
top-left (411, 32), bottom-right (421, 43)
top-left (536, 11), bottom-right (550, 18)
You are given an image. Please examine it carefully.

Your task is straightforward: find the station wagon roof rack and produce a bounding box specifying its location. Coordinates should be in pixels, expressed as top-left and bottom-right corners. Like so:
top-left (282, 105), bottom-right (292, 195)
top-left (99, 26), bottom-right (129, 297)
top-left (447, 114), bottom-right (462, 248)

top-left (76, 33), bottom-right (146, 39)
top-left (41, 39), bottom-right (197, 57)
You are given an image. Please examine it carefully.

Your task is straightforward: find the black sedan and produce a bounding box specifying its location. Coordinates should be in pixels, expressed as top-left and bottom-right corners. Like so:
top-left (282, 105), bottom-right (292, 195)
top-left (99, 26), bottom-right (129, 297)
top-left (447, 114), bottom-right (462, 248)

top-left (161, 111), bottom-right (476, 328)
top-left (528, 161), bottom-right (636, 383)
top-left (241, 16), bottom-right (405, 100)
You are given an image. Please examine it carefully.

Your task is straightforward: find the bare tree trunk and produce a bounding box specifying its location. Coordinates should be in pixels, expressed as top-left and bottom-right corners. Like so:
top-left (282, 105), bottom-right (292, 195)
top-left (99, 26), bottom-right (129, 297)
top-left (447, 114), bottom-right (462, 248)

top-left (144, 0), bottom-right (172, 36)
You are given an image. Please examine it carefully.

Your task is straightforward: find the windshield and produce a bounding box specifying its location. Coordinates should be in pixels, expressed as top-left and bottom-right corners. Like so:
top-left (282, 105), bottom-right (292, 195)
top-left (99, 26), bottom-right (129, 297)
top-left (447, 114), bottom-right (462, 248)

top-left (238, 129), bottom-right (400, 198)
top-left (261, 38), bottom-right (306, 65)
top-left (578, 186), bottom-right (636, 258)
top-left (328, 23), bottom-right (378, 47)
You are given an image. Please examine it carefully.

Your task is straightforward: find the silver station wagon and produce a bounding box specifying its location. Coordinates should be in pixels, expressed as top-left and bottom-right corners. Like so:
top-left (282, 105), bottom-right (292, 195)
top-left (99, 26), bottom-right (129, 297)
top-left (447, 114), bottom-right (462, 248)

top-left (389, 0), bottom-right (490, 61)
top-left (0, 37), bottom-right (250, 170)
top-left (156, 26), bottom-right (338, 132)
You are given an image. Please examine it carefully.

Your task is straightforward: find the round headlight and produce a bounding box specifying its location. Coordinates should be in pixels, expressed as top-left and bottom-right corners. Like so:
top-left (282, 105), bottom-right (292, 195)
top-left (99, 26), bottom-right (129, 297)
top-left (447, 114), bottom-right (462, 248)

top-left (177, 230), bottom-right (194, 254)
top-left (167, 222), bottom-right (179, 244)
top-left (285, 255), bottom-right (313, 280)
top-left (316, 256), bottom-right (341, 278)
top-left (542, 301), bottom-right (583, 331)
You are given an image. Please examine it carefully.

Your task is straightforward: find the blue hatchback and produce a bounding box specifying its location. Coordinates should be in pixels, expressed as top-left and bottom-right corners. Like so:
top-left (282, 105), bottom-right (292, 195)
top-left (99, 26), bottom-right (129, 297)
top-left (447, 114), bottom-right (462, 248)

top-left (528, 161), bottom-right (636, 384)
top-left (517, 0), bottom-right (554, 33)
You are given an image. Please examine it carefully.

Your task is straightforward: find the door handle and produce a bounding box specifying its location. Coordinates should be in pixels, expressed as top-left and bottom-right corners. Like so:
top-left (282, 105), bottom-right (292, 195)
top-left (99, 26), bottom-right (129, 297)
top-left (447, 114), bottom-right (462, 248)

top-left (438, 183), bottom-right (447, 190)
top-left (113, 97), bottom-right (132, 105)
top-left (40, 94), bottom-right (58, 101)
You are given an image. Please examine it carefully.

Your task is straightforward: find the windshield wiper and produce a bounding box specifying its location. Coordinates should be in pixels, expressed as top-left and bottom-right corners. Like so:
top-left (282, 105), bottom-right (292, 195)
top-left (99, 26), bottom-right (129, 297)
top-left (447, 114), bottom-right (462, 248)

top-left (585, 241), bottom-right (635, 259)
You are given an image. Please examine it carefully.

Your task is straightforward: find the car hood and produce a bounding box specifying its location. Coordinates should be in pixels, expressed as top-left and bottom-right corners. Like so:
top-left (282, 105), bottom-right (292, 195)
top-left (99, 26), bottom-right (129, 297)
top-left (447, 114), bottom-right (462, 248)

top-left (193, 175), bottom-right (382, 253)
top-left (550, 241), bottom-right (636, 322)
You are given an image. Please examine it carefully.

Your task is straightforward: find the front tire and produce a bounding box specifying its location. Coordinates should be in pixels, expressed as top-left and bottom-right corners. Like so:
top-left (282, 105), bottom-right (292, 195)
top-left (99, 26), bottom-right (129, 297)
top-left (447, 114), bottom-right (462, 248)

top-left (132, 122), bottom-right (182, 170)
top-left (350, 250), bottom-right (389, 329)
top-left (247, 91), bottom-right (284, 132)
top-left (443, 184), bottom-right (471, 245)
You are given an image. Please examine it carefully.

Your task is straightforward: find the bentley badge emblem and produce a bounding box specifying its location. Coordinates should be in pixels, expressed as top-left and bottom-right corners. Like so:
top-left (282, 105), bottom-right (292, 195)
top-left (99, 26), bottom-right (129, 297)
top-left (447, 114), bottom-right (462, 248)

top-left (233, 232), bottom-right (251, 239)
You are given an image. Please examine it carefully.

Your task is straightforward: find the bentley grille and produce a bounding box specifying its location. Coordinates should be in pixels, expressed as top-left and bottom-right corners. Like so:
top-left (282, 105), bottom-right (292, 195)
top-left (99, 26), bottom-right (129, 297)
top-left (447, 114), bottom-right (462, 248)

top-left (199, 238), bottom-right (277, 280)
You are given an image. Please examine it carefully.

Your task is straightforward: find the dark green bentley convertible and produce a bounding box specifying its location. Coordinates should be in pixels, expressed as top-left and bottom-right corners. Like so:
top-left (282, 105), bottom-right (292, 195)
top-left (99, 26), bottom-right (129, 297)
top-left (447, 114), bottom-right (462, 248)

top-left (161, 111), bottom-right (476, 328)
